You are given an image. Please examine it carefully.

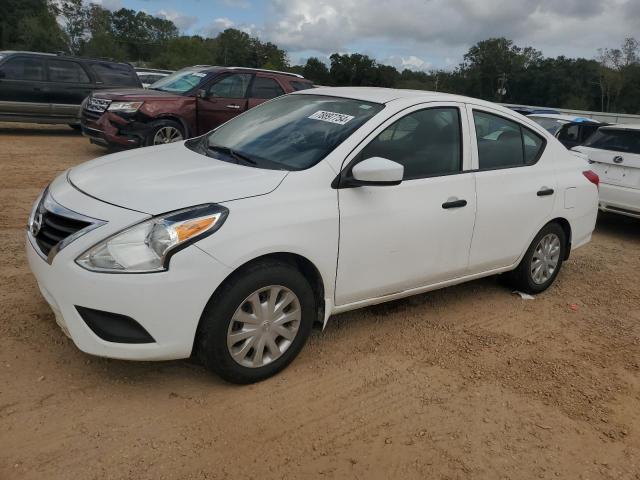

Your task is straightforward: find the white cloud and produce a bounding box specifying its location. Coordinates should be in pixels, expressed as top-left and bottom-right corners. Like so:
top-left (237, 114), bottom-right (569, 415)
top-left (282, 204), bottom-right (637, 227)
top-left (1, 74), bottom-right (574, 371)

top-left (383, 55), bottom-right (432, 72)
top-left (88, 0), bottom-right (123, 10)
top-left (258, 0), bottom-right (639, 66)
top-left (156, 9), bottom-right (198, 31)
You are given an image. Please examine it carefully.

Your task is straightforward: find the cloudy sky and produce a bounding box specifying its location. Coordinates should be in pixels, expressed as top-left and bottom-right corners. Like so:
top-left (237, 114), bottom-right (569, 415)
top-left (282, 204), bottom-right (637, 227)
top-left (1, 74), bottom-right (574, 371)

top-left (93, 0), bottom-right (640, 70)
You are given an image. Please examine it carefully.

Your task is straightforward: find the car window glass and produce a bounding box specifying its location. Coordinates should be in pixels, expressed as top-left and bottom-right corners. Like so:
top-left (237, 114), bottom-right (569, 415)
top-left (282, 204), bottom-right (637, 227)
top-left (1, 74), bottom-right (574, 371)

top-left (360, 107), bottom-right (462, 180)
top-left (90, 63), bottom-right (139, 86)
top-left (48, 60), bottom-right (89, 83)
top-left (474, 111), bottom-right (544, 169)
top-left (209, 74), bottom-right (253, 98)
top-left (558, 124), bottom-right (579, 141)
top-left (0, 57), bottom-right (45, 81)
top-left (289, 80), bottom-right (314, 91)
top-left (583, 129), bottom-right (640, 154)
top-left (250, 77), bottom-right (285, 99)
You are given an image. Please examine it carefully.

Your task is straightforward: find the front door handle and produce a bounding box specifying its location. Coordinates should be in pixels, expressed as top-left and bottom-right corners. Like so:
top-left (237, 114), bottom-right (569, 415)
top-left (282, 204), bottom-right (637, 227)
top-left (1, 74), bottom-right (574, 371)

top-left (442, 199), bottom-right (468, 209)
top-left (225, 104), bottom-right (241, 109)
top-left (537, 188), bottom-right (555, 197)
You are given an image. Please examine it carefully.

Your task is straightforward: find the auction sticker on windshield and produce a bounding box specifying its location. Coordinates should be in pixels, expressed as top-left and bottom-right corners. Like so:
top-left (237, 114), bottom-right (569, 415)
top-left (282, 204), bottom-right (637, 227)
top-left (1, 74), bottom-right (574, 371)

top-left (308, 111), bottom-right (355, 125)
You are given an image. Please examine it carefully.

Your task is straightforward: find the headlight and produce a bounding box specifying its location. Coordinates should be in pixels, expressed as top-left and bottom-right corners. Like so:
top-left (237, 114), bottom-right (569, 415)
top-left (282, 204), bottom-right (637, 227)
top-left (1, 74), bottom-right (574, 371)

top-left (107, 101), bottom-right (143, 113)
top-left (76, 204), bottom-right (228, 273)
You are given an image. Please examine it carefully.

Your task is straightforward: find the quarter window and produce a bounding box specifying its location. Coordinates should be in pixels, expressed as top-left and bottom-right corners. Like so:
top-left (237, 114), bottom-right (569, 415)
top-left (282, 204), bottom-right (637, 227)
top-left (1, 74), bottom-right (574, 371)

top-left (360, 108), bottom-right (462, 180)
top-left (473, 111), bottom-right (544, 169)
top-left (209, 74), bottom-right (253, 98)
top-left (250, 77), bottom-right (285, 99)
top-left (90, 63), bottom-right (139, 86)
top-left (48, 60), bottom-right (89, 83)
top-left (0, 57), bottom-right (45, 81)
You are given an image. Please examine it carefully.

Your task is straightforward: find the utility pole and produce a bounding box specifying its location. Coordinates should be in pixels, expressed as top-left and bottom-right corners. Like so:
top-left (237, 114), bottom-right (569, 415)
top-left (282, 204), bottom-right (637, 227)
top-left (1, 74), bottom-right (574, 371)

top-left (497, 73), bottom-right (508, 102)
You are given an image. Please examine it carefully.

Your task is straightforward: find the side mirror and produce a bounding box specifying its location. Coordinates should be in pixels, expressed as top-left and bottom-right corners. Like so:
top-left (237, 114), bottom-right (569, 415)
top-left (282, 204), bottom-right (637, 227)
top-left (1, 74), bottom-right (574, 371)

top-left (196, 89), bottom-right (207, 98)
top-left (350, 157), bottom-right (404, 186)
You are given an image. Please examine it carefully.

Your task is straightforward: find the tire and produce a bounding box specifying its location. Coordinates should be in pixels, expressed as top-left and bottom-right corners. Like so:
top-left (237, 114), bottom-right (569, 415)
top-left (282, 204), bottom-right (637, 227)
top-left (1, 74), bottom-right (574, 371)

top-left (145, 119), bottom-right (185, 146)
top-left (507, 222), bottom-right (566, 295)
top-left (196, 260), bottom-right (316, 384)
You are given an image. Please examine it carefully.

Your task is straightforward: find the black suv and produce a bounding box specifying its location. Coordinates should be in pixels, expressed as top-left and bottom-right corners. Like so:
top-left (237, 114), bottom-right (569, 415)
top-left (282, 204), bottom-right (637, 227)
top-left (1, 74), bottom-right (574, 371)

top-left (0, 51), bottom-right (141, 127)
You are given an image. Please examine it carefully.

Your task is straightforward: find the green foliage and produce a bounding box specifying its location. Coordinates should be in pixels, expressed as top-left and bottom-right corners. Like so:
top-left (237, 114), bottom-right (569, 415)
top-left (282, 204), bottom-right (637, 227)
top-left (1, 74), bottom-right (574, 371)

top-left (0, 0), bottom-right (67, 52)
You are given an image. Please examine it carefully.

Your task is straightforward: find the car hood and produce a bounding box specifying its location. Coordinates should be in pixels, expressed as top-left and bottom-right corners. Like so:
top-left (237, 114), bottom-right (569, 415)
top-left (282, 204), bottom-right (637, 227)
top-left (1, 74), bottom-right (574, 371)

top-left (68, 143), bottom-right (288, 214)
top-left (92, 88), bottom-right (183, 101)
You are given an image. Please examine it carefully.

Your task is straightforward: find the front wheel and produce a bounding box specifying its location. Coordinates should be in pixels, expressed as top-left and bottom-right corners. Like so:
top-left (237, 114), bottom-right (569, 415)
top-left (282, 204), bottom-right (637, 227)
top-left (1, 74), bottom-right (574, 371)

top-left (146, 120), bottom-right (185, 146)
top-left (196, 260), bottom-right (316, 384)
top-left (507, 222), bottom-right (566, 294)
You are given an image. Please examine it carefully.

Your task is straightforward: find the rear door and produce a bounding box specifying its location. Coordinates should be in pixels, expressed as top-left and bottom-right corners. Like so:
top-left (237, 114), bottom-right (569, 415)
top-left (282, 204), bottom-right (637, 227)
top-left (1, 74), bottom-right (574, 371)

top-left (247, 75), bottom-right (286, 109)
top-left (196, 73), bottom-right (253, 134)
top-left (45, 58), bottom-right (94, 120)
top-left (0, 55), bottom-right (49, 119)
top-left (467, 106), bottom-right (554, 273)
top-left (574, 128), bottom-right (640, 191)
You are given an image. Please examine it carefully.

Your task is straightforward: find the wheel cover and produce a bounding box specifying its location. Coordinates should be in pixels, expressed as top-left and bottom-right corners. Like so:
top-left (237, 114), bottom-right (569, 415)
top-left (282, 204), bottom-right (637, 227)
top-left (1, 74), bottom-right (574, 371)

top-left (227, 285), bottom-right (301, 368)
top-left (530, 233), bottom-right (561, 285)
top-left (153, 126), bottom-right (183, 145)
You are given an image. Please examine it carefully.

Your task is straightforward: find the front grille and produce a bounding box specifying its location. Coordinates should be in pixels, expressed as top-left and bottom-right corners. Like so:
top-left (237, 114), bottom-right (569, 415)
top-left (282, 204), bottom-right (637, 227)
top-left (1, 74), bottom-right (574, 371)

top-left (86, 96), bottom-right (111, 113)
top-left (82, 107), bottom-right (102, 122)
top-left (35, 210), bottom-right (91, 256)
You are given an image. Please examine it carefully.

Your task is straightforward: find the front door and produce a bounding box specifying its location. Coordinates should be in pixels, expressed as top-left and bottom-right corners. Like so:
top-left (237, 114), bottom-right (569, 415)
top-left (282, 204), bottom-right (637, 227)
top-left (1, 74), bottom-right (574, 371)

top-left (336, 104), bottom-right (477, 306)
top-left (196, 73), bottom-right (253, 134)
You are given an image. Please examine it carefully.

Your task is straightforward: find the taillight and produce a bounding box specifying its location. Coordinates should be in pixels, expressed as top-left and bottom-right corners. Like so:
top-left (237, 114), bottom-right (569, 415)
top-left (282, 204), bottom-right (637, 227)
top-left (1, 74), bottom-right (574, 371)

top-left (583, 170), bottom-right (599, 189)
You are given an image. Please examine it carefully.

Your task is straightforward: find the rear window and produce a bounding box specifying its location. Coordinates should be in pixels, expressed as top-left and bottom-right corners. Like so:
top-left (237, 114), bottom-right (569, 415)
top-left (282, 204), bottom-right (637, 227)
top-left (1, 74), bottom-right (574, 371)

top-left (289, 80), bottom-right (314, 91)
top-left (90, 62), bottom-right (139, 86)
top-left (583, 129), bottom-right (640, 154)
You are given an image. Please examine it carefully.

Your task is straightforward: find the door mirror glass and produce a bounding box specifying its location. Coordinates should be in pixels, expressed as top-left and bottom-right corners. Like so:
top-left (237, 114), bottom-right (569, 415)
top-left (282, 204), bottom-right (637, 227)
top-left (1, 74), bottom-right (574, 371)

top-left (196, 88), bottom-right (206, 98)
top-left (351, 157), bottom-right (404, 186)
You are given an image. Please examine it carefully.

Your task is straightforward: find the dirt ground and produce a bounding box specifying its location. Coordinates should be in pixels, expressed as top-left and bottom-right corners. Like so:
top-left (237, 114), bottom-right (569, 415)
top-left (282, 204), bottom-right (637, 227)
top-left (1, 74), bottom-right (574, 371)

top-left (0, 122), bottom-right (639, 480)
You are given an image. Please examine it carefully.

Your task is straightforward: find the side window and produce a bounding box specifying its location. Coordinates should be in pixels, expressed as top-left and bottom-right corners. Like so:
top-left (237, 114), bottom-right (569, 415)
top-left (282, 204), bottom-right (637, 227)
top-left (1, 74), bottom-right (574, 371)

top-left (0, 57), bottom-right (45, 81)
top-left (48, 60), bottom-right (89, 83)
top-left (473, 111), bottom-right (544, 169)
top-left (289, 80), bottom-right (314, 91)
top-left (360, 108), bottom-right (462, 180)
top-left (250, 77), bottom-right (285, 99)
top-left (209, 74), bottom-right (253, 98)
top-left (90, 63), bottom-right (139, 86)
top-left (558, 124), bottom-right (579, 142)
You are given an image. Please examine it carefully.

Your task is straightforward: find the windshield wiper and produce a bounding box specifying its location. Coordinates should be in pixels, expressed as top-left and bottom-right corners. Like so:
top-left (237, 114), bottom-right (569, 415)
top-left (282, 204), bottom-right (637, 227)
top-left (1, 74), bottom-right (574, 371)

top-left (206, 144), bottom-right (257, 166)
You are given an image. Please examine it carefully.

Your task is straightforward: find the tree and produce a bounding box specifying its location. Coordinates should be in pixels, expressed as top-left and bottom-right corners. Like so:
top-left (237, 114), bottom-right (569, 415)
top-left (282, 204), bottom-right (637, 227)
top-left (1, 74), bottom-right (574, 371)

top-left (0, 0), bottom-right (67, 52)
top-left (59, 0), bottom-right (88, 54)
top-left (302, 57), bottom-right (330, 84)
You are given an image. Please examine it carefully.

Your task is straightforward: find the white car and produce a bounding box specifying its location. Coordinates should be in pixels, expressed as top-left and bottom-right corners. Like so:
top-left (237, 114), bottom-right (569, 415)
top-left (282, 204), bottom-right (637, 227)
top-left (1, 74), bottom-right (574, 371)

top-left (26, 88), bottom-right (599, 383)
top-left (573, 124), bottom-right (640, 218)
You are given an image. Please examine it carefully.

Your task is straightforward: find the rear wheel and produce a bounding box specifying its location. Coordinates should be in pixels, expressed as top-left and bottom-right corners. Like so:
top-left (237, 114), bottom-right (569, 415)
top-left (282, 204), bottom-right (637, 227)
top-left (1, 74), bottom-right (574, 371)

top-left (507, 222), bottom-right (566, 294)
top-left (146, 120), bottom-right (184, 146)
top-left (196, 260), bottom-right (315, 384)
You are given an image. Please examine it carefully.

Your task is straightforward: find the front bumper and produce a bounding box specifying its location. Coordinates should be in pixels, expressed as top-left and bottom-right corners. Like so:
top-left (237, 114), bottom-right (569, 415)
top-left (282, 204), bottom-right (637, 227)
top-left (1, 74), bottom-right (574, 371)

top-left (81, 111), bottom-right (148, 148)
top-left (26, 178), bottom-right (232, 361)
top-left (599, 182), bottom-right (640, 219)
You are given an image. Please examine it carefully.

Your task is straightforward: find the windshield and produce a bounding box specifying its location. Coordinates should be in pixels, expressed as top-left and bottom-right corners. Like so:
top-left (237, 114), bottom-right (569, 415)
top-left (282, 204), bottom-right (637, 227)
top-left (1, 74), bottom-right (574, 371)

top-left (529, 117), bottom-right (567, 135)
top-left (583, 129), bottom-right (640, 154)
top-left (150, 69), bottom-right (208, 93)
top-left (192, 94), bottom-right (384, 170)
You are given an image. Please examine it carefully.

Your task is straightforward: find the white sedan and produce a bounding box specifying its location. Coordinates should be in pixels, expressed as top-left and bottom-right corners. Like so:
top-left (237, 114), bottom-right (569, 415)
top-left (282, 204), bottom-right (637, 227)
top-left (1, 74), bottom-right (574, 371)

top-left (573, 124), bottom-right (640, 218)
top-left (27, 88), bottom-right (599, 383)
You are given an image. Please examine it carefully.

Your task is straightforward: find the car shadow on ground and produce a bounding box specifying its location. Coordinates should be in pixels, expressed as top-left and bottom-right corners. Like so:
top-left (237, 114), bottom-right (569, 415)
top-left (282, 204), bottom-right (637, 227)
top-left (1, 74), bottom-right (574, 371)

top-left (595, 211), bottom-right (639, 241)
top-left (0, 125), bottom-right (81, 136)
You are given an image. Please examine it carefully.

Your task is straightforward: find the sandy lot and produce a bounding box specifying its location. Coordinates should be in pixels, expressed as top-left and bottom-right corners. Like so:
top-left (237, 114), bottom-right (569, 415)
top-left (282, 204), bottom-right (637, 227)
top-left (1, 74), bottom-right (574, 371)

top-left (0, 122), bottom-right (639, 480)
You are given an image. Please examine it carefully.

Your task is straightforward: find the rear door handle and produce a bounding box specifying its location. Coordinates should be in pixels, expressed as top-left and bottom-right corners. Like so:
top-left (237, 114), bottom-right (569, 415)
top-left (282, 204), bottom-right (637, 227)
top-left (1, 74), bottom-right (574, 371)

top-left (537, 188), bottom-right (555, 197)
top-left (442, 199), bottom-right (468, 209)
top-left (225, 104), bottom-right (240, 109)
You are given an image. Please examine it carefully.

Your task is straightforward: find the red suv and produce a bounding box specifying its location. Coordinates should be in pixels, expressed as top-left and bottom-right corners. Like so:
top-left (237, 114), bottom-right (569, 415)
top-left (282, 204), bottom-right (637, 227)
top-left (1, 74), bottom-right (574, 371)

top-left (80, 66), bottom-right (313, 148)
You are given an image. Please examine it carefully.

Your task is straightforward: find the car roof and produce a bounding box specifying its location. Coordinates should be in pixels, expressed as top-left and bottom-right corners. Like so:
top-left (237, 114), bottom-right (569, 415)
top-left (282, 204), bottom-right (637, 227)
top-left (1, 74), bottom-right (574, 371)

top-left (191, 65), bottom-right (306, 79)
top-left (293, 86), bottom-right (515, 110)
top-left (529, 113), bottom-right (600, 123)
top-left (0, 50), bottom-right (133, 66)
top-left (599, 124), bottom-right (640, 131)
